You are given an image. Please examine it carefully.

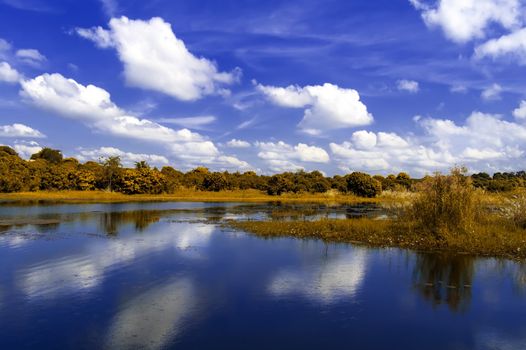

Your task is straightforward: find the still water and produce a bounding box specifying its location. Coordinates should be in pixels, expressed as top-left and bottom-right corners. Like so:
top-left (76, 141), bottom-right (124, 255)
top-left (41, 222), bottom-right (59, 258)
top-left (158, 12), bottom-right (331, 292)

top-left (0, 202), bottom-right (525, 349)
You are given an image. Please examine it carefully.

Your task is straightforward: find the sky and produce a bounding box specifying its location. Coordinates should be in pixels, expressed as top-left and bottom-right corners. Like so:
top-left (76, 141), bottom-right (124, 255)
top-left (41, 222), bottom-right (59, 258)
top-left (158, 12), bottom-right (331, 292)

top-left (1, 0), bottom-right (526, 176)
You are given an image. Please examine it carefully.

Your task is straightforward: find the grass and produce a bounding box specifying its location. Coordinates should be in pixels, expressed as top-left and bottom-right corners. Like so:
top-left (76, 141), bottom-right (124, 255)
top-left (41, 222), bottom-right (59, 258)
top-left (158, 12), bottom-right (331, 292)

top-left (228, 216), bottom-right (526, 259)
top-left (0, 189), bottom-right (385, 204)
top-left (228, 170), bottom-right (526, 260)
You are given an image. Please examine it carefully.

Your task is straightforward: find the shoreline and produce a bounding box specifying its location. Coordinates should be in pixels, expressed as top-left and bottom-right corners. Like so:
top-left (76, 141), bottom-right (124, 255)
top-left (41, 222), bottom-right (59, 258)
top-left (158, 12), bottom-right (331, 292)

top-left (0, 190), bottom-right (390, 204)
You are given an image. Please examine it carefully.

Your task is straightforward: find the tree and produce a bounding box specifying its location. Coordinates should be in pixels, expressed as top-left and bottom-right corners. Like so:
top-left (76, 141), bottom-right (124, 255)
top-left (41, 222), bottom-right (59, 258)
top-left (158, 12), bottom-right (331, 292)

top-left (30, 148), bottom-right (63, 164)
top-left (161, 166), bottom-right (183, 193)
top-left (0, 151), bottom-right (29, 192)
top-left (396, 172), bottom-right (412, 189)
top-left (202, 172), bottom-right (229, 192)
top-left (101, 156), bottom-right (122, 191)
top-left (0, 146), bottom-right (18, 156)
top-left (135, 160), bottom-right (150, 170)
top-left (347, 172), bottom-right (382, 197)
top-left (267, 174), bottom-right (293, 195)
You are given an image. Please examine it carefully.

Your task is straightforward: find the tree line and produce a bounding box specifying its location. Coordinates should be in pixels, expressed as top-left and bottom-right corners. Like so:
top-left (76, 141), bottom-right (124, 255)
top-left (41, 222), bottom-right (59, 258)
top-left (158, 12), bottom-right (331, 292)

top-left (0, 146), bottom-right (523, 197)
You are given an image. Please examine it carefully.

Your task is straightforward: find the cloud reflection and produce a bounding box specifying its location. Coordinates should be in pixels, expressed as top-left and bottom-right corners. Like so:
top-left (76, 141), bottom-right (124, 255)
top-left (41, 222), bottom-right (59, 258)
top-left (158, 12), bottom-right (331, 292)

top-left (17, 223), bottom-right (214, 300)
top-left (268, 248), bottom-right (368, 303)
top-left (106, 278), bottom-right (196, 350)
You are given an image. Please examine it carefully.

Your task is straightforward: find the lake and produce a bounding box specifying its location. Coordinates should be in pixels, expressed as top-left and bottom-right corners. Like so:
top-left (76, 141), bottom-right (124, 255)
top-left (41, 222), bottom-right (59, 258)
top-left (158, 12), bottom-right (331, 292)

top-left (0, 202), bottom-right (525, 349)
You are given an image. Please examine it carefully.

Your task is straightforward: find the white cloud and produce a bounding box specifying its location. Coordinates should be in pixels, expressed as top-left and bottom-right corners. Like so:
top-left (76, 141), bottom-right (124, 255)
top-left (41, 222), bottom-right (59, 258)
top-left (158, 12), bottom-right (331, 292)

top-left (481, 83), bottom-right (503, 101)
top-left (256, 141), bottom-right (330, 172)
top-left (12, 140), bottom-right (42, 159)
top-left (475, 27), bottom-right (526, 64)
top-left (15, 49), bottom-right (46, 66)
top-left (331, 112), bottom-right (526, 176)
top-left (351, 130), bottom-right (377, 150)
top-left (450, 84), bottom-right (468, 93)
top-left (75, 147), bottom-right (169, 167)
top-left (0, 123), bottom-right (45, 138)
top-left (257, 83), bottom-right (373, 135)
top-left (411, 0), bottom-right (522, 43)
top-left (76, 26), bottom-right (114, 48)
top-left (0, 61), bottom-right (21, 83)
top-left (156, 116), bottom-right (216, 130)
top-left (397, 79), bottom-right (419, 93)
top-left (20, 73), bottom-right (202, 144)
top-left (98, 0), bottom-right (118, 17)
top-left (76, 16), bottom-right (239, 101)
top-left (20, 73), bottom-right (248, 170)
top-left (226, 139), bottom-right (251, 148)
top-left (513, 100), bottom-right (526, 119)
top-left (0, 39), bottom-right (11, 59)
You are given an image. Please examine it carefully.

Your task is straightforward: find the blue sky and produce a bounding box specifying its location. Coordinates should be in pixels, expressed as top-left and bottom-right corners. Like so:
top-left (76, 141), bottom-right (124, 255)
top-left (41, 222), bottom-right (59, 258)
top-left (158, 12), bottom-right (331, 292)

top-left (1, 0), bottom-right (526, 176)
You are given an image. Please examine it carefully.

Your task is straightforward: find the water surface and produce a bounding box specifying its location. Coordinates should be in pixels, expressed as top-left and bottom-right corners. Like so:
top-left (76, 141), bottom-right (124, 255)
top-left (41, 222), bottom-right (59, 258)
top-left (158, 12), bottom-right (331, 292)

top-left (0, 202), bottom-right (524, 349)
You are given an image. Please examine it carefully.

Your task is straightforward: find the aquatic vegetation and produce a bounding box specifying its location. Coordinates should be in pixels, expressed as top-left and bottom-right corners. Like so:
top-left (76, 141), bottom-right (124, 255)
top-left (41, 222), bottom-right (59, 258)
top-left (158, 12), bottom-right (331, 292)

top-left (228, 169), bottom-right (526, 259)
top-left (404, 167), bottom-right (482, 239)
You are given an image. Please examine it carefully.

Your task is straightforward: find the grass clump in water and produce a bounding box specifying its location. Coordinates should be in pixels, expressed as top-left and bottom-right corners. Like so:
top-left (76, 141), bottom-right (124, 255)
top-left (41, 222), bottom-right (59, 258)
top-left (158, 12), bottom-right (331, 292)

top-left (404, 167), bottom-right (482, 240)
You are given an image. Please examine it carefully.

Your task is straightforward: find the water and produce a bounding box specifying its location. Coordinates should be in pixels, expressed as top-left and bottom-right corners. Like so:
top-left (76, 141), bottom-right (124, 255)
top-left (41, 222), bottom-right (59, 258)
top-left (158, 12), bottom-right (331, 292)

top-left (0, 202), bottom-right (525, 349)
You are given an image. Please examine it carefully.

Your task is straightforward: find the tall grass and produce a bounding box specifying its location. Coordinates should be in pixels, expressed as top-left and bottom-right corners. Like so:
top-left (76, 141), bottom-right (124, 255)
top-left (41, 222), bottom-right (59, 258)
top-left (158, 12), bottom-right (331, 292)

top-left (405, 167), bottom-right (482, 240)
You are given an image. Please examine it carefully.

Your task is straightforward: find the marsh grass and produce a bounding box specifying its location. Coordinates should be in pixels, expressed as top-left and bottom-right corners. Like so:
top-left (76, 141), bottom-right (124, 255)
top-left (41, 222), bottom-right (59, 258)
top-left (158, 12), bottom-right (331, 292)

top-left (228, 169), bottom-right (526, 259)
top-left (404, 167), bottom-right (483, 240)
top-left (229, 216), bottom-right (526, 259)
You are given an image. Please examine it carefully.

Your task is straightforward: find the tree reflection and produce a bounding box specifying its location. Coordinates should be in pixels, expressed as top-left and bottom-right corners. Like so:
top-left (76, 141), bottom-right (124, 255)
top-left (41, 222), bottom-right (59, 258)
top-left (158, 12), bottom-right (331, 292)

top-left (412, 253), bottom-right (474, 312)
top-left (99, 210), bottom-right (161, 235)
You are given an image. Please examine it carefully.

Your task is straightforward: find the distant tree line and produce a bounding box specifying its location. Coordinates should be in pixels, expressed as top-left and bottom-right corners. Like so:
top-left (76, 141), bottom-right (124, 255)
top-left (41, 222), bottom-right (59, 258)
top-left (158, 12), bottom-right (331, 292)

top-left (0, 146), bottom-right (522, 197)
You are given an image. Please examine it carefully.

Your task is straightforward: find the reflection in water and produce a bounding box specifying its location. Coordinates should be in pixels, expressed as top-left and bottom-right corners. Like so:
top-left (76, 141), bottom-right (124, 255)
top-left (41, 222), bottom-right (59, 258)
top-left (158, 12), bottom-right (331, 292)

top-left (412, 253), bottom-right (474, 311)
top-left (17, 223), bottom-right (214, 300)
top-left (99, 211), bottom-right (162, 235)
top-left (106, 279), bottom-right (196, 350)
top-left (269, 247), bottom-right (368, 303)
top-left (0, 234), bottom-right (31, 249)
top-left (514, 262), bottom-right (526, 294)
top-left (475, 328), bottom-right (526, 350)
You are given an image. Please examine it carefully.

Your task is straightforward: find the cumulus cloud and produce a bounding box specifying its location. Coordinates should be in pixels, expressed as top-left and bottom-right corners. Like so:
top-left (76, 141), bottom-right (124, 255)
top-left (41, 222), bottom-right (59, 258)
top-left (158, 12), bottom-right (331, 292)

top-left (12, 140), bottom-right (42, 159)
top-left (331, 111), bottom-right (526, 176)
top-left (410, 0), bottom-right (522, 43)
top-left (0, 123), bottom-right (45, 138)
top-left (19, 73), bottom-right (249, 170)
top-left (257, 83), bottom-right (373, 135)
top-left (226, 139), bottom-right (251, 148)
top-left (256, 141), bottom-right (330, 172)
top-left (75, 147), bottom-right (169, 167)
top-left (15, 49), bottom-right (46, 66)
top-left (20, 73), bottom-right (202, 144)
top-left (76, 16), bottom-right (239, 101)
top-left (397, 79), bottom-right (420, 93)
top-left (475, 27), bottom-right (526, 64)
top-left (0, 61), bottom-right (21, 83)
top-left (481, 83), bottom-right (503, 101)
top-left (513, 100), bottom-right (526, 119)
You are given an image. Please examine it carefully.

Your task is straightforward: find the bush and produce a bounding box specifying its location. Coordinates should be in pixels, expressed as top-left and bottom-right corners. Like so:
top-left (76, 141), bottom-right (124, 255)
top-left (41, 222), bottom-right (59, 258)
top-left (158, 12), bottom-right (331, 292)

top-left (201, 172), bottom-right (229, 192)
top-left (407, 167), bottom-right (481, 239)
top-left (346, 172), bottom-right (382, 197)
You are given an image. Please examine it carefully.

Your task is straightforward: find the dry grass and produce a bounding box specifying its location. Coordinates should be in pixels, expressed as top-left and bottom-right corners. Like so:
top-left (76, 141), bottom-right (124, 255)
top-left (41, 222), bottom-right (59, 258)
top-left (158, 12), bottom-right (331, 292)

top-left (227, 169), bottom-right (526, 259)
top-left (228, 216), bottom-right (526, 259)
top-left (0, 189), bottom-right (383, 204)
top-left (404, 168), bottom-right (482, 239)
